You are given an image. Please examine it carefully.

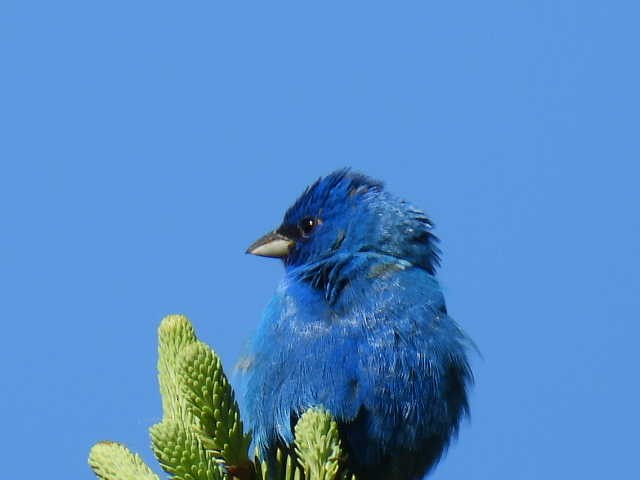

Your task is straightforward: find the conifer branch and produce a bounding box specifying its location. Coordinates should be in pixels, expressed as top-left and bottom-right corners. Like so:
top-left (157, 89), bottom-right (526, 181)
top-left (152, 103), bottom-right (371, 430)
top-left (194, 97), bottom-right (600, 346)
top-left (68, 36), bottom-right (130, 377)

top-left (177, 341), bottom-right (251, 467)
top-left (295, 410), bottom-right (345, 480)
top-left (89, 442), bottom-right (159, 480)
top-left (88, 314), bottom-right (356, 480)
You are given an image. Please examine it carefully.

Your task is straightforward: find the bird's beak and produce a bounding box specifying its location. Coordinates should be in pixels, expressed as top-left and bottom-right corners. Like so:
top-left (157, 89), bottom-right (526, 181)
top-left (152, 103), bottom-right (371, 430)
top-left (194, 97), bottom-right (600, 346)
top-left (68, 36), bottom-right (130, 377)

top-left (246, 231), bottom-right (295, 258)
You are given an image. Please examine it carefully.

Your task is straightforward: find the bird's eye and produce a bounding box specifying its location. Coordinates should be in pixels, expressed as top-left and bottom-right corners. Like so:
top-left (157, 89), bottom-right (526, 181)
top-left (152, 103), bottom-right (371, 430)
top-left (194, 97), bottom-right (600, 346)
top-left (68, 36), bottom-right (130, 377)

top-left (298, 217), bottom-right (318, 237)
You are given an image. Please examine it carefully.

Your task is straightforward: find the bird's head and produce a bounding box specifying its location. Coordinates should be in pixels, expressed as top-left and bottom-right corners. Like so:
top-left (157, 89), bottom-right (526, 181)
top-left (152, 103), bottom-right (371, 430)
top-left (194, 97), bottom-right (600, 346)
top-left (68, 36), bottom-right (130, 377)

top-left (246, 169), bottom-right (440, 274)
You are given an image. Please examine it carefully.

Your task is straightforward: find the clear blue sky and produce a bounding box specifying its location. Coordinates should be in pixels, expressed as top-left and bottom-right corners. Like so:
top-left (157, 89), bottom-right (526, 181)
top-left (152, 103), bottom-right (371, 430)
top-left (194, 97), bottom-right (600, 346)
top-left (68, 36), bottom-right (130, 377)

top-left (1, 2), bottom-right (638, 479)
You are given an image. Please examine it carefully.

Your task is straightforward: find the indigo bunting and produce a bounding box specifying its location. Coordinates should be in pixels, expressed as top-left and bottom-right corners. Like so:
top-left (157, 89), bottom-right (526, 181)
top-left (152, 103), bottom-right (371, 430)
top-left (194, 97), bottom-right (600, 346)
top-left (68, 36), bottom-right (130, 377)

top-left (240, 169), bottom-right (472, 479)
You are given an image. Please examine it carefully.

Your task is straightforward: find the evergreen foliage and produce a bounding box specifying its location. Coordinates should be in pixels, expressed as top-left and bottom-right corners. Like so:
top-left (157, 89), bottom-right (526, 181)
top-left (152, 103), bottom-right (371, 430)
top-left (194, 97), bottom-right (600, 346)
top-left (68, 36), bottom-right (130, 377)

top-left (295, 409), bottom-right (355, 480)
top-left (89, 314), bottom-right (354, 480)
top-left (89, 441), bottom-right (159, 480)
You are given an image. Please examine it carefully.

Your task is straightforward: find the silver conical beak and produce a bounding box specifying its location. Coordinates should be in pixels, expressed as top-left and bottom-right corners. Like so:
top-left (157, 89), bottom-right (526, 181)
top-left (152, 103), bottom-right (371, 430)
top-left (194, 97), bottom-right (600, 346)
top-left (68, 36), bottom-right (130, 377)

top-left (246, 231), bottom-right (295, 258)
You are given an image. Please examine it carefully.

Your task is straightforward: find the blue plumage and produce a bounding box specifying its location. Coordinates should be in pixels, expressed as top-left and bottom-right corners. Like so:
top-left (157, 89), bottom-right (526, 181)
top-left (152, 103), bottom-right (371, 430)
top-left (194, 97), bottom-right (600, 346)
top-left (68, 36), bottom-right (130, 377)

top-left (239, 169), bottom-right (473, 479)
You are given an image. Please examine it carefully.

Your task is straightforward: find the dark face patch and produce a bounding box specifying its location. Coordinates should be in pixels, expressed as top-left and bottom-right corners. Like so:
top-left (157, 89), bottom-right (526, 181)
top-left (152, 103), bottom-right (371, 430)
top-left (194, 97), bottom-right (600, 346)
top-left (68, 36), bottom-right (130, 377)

top-left (331, 230), bottom-right (346, 252)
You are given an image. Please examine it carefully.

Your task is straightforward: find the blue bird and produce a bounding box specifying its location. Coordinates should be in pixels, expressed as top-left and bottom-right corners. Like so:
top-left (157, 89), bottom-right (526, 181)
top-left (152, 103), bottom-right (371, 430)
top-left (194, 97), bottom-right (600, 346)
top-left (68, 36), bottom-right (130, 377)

top-left (239, 169), bottom-right (473, 479)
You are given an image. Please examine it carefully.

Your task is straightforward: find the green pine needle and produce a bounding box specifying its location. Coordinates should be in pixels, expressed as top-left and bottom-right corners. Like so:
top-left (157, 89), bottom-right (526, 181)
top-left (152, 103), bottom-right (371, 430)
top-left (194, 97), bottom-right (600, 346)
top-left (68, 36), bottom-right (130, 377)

top-left (295, 409), bottom-right (344, 480)
top-left (89, 441), bottom-right (159, 480)
top-left (150, 420), bottom-right (224, 480)
top-left (254, 447), bottom-right (303, 480)
top-left (178, 341), bottom-right (251, 467)
top-left (158, 314), bottom-right (199, 424)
